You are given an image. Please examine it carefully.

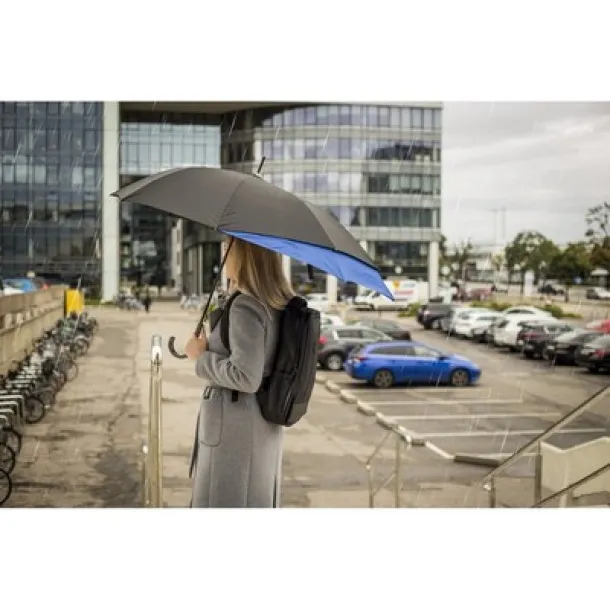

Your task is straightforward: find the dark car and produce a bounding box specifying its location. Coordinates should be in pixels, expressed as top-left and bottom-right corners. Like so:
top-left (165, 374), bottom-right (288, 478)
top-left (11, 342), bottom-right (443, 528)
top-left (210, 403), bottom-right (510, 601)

top-left (516, 321), bottom-right (576, 359)
top-left (574, 335), bottom-right (610, 373)
top-left (358, 319), bottom-right (412, 340)
top-left (538, 283), bottom-right (565, 296)
top-left (317, 325), bottom-right (393, 371)
top-left (417, 302), bottom-right (451, 330)
top-left (545, 329), bottom-right (605, 365)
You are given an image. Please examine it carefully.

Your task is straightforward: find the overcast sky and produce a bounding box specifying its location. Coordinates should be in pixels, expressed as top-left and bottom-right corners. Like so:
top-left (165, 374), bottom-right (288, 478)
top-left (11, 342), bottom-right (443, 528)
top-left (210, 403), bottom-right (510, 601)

top-left (442, 102), bottom-right (610, 249)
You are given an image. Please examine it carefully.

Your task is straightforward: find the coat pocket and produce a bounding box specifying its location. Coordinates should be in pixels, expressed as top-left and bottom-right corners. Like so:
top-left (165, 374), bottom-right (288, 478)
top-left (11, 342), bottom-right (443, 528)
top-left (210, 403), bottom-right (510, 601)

top-left (198, 394), bottom-right (224, 447)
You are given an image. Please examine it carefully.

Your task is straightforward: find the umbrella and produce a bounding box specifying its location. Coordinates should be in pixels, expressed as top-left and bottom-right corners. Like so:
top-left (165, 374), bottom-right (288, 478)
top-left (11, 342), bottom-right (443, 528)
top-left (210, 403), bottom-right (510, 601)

top-left (112, 160), bottom-right (393, 358)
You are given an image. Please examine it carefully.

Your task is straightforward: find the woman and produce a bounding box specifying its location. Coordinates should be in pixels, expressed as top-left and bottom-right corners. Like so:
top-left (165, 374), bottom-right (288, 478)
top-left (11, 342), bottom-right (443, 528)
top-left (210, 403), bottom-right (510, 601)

top-left (184, 237), bottom-right (294, 508)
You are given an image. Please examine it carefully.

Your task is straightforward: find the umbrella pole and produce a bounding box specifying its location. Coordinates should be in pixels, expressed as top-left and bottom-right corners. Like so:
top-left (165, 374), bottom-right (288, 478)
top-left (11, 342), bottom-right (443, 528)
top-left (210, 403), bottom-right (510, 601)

top-left (167, 238), bottom-right (234, 359)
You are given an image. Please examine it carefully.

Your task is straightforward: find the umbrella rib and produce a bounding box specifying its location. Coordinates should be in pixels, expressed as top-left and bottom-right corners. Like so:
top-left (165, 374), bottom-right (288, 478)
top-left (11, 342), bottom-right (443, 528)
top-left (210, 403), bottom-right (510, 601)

top-left (215, 174), bottom-right (251, 230)
top-left (301, 199), bottom-right (337, 252)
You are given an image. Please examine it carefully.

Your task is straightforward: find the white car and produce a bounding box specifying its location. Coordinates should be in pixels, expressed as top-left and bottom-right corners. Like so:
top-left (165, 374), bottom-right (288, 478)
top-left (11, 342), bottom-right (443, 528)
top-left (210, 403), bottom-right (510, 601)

top-left (493, 315), bottom-right (556, 350)
top-left (306, 293), bottom-right (330, 312)
top-left (354, 289), bottom-right (415, 311)
top-left (501, 306), bottom-right (553, 317)
top-left (454, 311), bottom-right (503, 338)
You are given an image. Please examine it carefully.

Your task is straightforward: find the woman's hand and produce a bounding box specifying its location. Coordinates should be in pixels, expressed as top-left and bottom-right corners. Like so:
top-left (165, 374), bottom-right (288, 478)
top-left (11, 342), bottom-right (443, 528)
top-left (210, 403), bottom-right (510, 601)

top-left (185, 333), bottom-right (208, 360)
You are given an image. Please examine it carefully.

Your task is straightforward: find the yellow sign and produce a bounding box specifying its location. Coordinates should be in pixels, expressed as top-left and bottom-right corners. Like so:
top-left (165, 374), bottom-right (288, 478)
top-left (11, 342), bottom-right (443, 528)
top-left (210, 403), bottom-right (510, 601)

top-left (65, 290), bottom-right (85, 316)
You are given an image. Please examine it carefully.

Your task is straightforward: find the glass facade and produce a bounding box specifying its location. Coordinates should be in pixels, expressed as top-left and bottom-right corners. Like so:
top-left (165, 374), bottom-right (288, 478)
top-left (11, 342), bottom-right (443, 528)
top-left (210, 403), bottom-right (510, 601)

top-left (0, 101), bottom-right (103, 283)
top-left (221, 103), bottom-right (442, 279)
top-left (119, 113), bottom-right (221, 286)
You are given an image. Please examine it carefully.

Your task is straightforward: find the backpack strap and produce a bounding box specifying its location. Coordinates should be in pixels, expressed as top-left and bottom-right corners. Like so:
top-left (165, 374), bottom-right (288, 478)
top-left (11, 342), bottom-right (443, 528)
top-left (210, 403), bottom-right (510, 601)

top-left (218, 290), bottom-right (242, 351)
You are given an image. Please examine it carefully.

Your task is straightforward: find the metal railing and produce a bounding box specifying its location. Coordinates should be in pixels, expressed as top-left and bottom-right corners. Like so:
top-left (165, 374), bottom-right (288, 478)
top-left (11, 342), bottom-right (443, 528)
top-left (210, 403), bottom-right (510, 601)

top-left (482, 385), bottom-right (610, 508)
top-left (365, 412), bottom-right (423, 507)
top-left (533, 461), bottom-right (610, 508)
top-left (142, 334), bottom-right (164, 508)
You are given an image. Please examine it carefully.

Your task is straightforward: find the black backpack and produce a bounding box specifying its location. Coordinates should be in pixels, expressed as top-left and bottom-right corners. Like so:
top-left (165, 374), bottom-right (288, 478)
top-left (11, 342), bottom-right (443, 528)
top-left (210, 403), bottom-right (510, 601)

top-left (211, 291), bottom-right (320, 427)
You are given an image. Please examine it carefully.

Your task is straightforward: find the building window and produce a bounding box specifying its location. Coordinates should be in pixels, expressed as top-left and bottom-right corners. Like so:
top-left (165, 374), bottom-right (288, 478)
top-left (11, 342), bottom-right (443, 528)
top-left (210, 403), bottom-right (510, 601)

top-left (0, 101), bottom-right (103, 284)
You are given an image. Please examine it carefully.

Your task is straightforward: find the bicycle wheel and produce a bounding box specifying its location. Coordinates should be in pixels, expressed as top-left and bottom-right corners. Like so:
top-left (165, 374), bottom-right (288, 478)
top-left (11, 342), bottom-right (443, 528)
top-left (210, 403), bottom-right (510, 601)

top-left (0, 467), bottom-right (12, 507)
top-left (25, 396), bottom-right (46, 424)
top-left (36, 386), bottom-right (56, 407)
top-left (64, 360), bottom-right (79, 382)
top-left (1, 427), bottom-right (22, 454)
top-left (0, 442), bottom-right (16, 475)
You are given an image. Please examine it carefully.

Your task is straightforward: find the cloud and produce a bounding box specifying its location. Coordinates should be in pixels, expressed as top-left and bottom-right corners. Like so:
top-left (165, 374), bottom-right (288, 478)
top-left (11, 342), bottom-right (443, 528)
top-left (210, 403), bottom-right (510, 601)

top-left (442, 102), bottom-right (610, 247)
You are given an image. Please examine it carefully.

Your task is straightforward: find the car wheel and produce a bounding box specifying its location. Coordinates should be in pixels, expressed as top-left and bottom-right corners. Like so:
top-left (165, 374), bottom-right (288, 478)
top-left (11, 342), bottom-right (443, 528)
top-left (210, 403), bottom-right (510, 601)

top-left (372, 369), bottom-right (395, 389)
top-left (431, 319), bottom-right (441, 330)
top-left (324, 353), bottom-right (345, 371)
top-left (587, 365), bottom-right (600, 374)
top-left (523, 351), bottom-right (535, 359)
top-left (450, 369), bottom-right (470, 387)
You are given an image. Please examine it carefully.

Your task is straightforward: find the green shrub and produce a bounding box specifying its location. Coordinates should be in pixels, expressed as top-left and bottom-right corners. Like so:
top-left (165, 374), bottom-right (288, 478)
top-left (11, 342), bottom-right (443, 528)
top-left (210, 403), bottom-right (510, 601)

top-left (398, 303), bottom-right (421, 318)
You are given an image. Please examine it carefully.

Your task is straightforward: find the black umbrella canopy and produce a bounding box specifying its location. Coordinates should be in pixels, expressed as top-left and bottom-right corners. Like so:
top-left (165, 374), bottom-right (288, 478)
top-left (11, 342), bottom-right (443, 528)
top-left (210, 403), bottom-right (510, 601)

top-left (112, 166), bottom-right (374, 267)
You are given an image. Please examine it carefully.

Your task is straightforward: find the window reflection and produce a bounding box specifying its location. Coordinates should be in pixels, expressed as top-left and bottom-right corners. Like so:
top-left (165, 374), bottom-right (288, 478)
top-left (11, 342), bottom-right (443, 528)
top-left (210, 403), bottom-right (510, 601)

top-left (263, 171), bottom-right (440, 195)
top-left (374, 241), bottom-right (429, 266)
top-left (257, 137), bottom-right (438, 162)
top-left (259, 104), bottom-right (442, 131)
top-left (366, 207), bottom-right (434, 228)
top-left (120, 121), bottom-right (221, 175)
top-left (0, 102), bottom-right (103, 281)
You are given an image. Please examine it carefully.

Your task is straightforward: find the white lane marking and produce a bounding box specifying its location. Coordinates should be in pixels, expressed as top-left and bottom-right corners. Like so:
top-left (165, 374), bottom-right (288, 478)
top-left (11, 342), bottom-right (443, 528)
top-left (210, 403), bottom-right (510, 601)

top-left (391, 412), bottom-right (561, 421)
top-left (419, 427), bottom-right (608, 438)
top-left (365, 398), bottom-right (524, 406)
top-left (424, 442), bottom-right (454, 460)
top-left (477, 452), bottom-right (537, 459)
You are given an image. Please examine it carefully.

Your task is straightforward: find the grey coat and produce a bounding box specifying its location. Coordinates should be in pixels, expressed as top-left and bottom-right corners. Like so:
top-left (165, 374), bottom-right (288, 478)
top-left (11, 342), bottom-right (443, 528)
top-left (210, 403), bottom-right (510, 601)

top-left (190, 293), bottom-right (283, 508)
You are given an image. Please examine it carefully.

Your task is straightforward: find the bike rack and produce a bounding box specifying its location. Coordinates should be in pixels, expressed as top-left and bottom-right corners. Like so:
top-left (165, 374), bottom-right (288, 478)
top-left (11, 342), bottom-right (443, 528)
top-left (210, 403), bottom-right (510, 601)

top-left (143, 335), bottom-right (164, 508)
top-left (0, 396), bottom-right (25, 429)
top-left (365, 412), bottom-right (420, 508)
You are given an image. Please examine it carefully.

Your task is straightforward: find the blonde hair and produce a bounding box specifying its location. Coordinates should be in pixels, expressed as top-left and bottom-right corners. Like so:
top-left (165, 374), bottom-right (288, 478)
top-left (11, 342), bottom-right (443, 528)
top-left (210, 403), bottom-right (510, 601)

top-left (229, 238), bottom-right (294, 310)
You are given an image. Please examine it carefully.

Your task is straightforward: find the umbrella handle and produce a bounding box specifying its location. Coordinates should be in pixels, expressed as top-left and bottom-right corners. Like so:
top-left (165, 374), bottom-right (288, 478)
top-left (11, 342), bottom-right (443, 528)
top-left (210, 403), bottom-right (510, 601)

top-left (168, 238), bottom-right (235, 359)
top-left (167, 336), bottom-right (188, 359)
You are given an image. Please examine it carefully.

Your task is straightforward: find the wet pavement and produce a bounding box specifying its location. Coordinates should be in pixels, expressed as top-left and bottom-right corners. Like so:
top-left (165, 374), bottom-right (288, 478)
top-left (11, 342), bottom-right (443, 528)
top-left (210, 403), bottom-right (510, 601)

top-left (320, 319), bottom-right (610, 487)
top-left (7, 302), bottom-right (606, 508)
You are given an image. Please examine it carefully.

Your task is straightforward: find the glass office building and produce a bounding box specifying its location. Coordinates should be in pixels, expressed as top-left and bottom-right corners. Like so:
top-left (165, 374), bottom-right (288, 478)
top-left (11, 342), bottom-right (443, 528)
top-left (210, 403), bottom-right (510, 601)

top-left (220, 104), bottom-right (442, 282)
top-left (118, 111), bottom-right (221, 288)
top-left (0, 102), bottom-right (103, 284)
top-left (1, 102), bottom-right (442, 299)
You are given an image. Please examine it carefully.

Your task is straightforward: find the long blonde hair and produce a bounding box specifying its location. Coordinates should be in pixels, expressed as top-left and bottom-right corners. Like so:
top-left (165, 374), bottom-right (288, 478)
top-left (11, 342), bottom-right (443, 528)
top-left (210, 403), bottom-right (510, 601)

top-left (229, 238), bottom-right (294, 310)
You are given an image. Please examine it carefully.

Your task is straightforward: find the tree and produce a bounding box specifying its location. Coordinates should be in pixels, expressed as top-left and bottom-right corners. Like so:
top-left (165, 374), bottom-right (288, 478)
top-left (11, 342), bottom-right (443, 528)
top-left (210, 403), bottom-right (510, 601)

top-left (504, 231), bottom-right (559, 294)
top-left (490, 252), bottom-right (505, 274)
top-left (449, 240), bottom-right (474, 281)
top-left (585, 202), bottom-right (610, 281)
top-left (549, 242), bottom-right (593, 302)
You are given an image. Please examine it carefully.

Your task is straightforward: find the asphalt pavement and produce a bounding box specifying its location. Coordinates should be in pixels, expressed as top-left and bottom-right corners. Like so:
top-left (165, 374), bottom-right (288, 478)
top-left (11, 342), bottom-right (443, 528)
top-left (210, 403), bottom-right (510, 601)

top-left (321, 317), bottom-right (610, 485)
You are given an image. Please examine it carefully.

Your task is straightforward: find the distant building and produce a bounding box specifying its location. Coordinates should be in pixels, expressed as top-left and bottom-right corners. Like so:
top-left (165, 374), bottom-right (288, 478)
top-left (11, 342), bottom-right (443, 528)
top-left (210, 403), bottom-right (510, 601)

top-left (0, 102), bottom-right (443, 299)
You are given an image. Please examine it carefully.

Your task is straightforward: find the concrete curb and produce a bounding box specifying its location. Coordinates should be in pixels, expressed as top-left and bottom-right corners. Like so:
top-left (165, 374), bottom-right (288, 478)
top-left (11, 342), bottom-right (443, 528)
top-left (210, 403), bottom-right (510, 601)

top-left (454, 454), bottom-right (502, 468)
top-left (325, 380), bottom-right (341, 394)
top-left (338, 390), bottom-right (358, 404)
top-left (356, 401), bottom-right (377, 416)
top-left (315, 373), bottom-right (327, 384)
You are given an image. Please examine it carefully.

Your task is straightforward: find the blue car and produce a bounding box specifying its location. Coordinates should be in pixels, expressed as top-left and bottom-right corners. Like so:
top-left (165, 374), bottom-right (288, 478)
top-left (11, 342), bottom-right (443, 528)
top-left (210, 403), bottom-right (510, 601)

top-left (4, 278), bottom-right (38, 293)
top-left (343, 340), bottom-right (481, 388)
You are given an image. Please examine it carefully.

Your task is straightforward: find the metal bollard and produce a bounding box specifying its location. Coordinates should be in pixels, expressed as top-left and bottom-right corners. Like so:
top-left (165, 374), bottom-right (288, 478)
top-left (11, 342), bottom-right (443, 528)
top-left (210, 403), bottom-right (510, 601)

top-left (147, 334), bottom-right (164, 508)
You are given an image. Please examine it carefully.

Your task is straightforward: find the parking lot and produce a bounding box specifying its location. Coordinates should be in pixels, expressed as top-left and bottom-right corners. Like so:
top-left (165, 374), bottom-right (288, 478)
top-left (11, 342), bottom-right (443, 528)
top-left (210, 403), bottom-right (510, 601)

top-left (322, 318), bottom-right (610, 480)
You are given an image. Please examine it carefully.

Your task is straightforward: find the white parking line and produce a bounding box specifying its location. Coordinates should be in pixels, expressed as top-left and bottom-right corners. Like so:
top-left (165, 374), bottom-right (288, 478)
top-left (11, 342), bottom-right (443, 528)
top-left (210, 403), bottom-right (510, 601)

top-left (419, 427), bottom-right (607, 438)
top-left (391, 412), bottom-right (561, 421)
top-left (365, 398), bottom-right (524, 406)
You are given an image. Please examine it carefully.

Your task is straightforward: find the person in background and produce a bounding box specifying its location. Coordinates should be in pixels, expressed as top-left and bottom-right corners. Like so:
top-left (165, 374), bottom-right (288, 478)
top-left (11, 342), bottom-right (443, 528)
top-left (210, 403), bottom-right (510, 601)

top-left (142, 290), bottom-right (152, 313)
